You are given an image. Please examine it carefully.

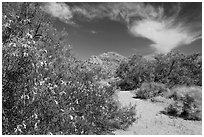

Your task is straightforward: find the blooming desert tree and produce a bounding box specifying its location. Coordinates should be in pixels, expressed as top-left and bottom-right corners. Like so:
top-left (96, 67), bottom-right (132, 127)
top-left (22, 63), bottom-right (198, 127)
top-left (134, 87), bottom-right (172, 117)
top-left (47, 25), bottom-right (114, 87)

top-left (2, 2), bottom-right (136, 135)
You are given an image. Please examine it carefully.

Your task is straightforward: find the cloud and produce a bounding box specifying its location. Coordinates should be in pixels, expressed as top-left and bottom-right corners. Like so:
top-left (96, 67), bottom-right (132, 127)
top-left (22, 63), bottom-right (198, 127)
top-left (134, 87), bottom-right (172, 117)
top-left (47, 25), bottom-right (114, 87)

top-left (90, 30), bottom-right (97, 34)
top-left (42, 2), bottom-right (202, 53)
top-left (123, 3), bottom-right (201, 53)
top-left (129, 19), bottom-right (197, 53)
top-left (41, 2), bottom-right (75, 24)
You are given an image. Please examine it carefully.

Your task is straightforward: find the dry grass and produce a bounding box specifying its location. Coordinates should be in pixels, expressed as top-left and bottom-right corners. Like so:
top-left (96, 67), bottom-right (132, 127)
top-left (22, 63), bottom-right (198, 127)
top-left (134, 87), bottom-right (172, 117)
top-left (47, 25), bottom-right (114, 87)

top-left (165, 86), bottom-right (202, 120)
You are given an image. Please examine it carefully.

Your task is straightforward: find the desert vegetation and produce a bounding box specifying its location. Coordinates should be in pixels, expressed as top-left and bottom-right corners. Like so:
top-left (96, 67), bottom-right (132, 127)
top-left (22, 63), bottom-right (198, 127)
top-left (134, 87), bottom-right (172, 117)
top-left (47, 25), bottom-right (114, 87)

top-left (2, 3), bottom-right (136, 135)
top-left (116, 51), bottom-right (201, 91)
top-left (2, 2), bottom-right (202, 135)
top-left (164, 86), bottom-right (202, 120)
top-left (115, 51), bottom-right (202, 121)
top-left (134, 82), bottom-right (170, 99)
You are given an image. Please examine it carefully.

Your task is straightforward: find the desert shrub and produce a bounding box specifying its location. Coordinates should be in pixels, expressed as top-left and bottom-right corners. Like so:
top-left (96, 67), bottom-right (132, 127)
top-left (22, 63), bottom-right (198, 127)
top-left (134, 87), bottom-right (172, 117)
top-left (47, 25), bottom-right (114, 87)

top-left (116, 54), bottom-right (154, 90)
top-left (116, 51), bottom-right (202, 91)
top-left (153, 52), bottom-right (202, 88)
top-left (112, 104), bottom-right (137, 130)
top-left (164, 86), bottom-right (202, 120)
top-left (2, 2), bottom-right (136, 135)
top-left (134, 82), bottom-right (170, 99)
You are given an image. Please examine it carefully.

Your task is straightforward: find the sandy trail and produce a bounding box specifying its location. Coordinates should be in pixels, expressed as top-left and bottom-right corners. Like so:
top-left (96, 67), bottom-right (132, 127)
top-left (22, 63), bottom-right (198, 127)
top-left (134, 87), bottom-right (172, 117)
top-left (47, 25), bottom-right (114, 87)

top-left (113, 91), bottom-right (202, 135)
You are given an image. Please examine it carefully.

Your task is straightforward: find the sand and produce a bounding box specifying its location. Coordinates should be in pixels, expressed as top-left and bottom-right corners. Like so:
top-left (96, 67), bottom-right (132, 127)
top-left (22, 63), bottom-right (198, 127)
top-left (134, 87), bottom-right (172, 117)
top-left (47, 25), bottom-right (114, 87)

top-left (113, 91), bottom-right (202, 135)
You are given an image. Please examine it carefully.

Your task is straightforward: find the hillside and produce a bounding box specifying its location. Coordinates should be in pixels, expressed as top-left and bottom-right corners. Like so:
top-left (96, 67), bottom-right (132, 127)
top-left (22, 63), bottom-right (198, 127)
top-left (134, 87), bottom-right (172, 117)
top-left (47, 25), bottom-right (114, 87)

top-left (84, 52), bottom-right (128, 78)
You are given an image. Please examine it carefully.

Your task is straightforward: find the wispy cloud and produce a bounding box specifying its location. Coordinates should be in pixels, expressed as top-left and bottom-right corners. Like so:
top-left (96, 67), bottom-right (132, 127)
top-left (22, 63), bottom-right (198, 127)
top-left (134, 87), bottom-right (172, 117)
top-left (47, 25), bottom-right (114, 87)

top-left (125, 3), bottom-right (201, 53)
top-left (129, 19), bottom-right (199, 53)
top-left (41, 2), bottom-right (75, 24)
top-left (41, 2), bottom-right (202, 53)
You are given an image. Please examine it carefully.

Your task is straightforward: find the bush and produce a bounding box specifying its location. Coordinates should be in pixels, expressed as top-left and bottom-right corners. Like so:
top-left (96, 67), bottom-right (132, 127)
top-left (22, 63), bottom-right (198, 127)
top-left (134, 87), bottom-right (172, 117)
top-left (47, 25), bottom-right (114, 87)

top-left (116, 51), bottom-right (202, 91)
top-left (116, 54), bottom-right (155, 91)
top-left (134, 82), bottom-right (170, 99)
top-left (164, 86), bottom-right (202, 120)
top-left (153, 52), bottom-right (202, 88)
top-left (2, 2), bottom-right (137, 135)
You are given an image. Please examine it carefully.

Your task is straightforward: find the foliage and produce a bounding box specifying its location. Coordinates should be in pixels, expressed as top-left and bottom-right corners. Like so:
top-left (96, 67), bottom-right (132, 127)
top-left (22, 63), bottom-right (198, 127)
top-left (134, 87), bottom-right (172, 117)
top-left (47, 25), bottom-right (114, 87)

top-left (153, 51), bottom-right (202, 88)
top-left (134, 82), bottom-right (170, 99)
top-left (116, 51), bottom-right (202, 91)
top-left (82, 56), bottom-right (107, 81)
top-left (116, 54), bottom-right (154, 90)
top-left (83, 52), bottom-right (128, 81)
top-left (181, 53), bottom-right (202, 86)
top-left (164, 86), bottom-right (202, 120)
top-left (2, 2), bottom-right (136, 135)
top-left (99, 52), bottom-right (128, 78)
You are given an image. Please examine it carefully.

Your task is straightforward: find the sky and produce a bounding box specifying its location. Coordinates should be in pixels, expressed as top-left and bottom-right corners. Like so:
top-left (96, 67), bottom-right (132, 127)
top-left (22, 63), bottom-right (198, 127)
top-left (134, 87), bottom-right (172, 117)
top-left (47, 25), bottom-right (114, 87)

top-left (41, 2), bottom-right (202, 60)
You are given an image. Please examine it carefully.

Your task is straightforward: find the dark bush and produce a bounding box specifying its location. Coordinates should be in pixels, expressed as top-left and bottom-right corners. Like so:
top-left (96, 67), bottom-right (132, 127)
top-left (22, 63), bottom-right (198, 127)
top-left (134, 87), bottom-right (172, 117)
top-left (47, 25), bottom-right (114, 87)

top-left (164, 86), bottom-right (202, 120)
top-left (134, 82), bottom-right (170, 99)
top-left (116, 54), bottom-right (154, 90)
top-left (116, 51), bottom-right (202, 91)
top-left (153, 52), bottom-right (202, 88)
